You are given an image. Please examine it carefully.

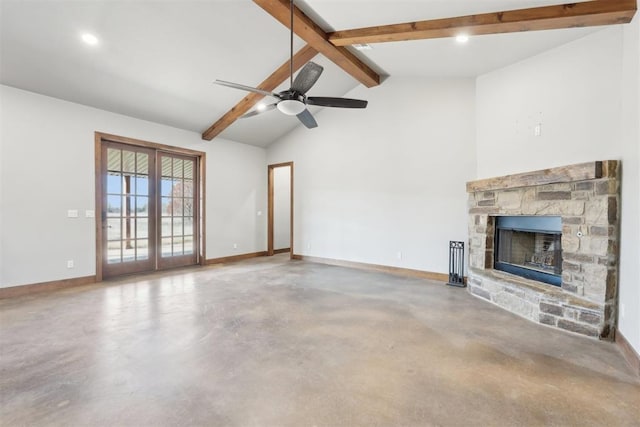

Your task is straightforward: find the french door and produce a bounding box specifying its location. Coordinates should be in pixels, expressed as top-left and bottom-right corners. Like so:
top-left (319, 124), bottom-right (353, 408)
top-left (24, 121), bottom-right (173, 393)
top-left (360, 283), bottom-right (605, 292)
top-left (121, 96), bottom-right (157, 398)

top-left (99, 138), bottom-right (201, 279)
top-left (157, 152), bottom-right (198, 269)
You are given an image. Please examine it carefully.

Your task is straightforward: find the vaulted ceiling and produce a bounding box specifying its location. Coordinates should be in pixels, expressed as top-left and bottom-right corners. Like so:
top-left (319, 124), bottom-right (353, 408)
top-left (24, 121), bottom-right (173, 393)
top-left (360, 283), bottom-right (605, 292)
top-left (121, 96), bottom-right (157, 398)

top-left (0, 0), bottom-right (635, 147)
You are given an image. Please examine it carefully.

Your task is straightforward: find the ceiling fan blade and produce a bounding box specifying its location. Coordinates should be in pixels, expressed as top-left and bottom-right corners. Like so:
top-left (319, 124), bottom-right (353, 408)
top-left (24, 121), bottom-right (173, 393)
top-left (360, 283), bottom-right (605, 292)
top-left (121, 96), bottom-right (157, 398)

top-left (291, 62), bottom-right (324, 94)
top-left (213, 80), bottom-right (279, 98)
top-left (296, 109), bottom-right (318, 129)
top-left (241, 103), bottom-right (278, 119)
top-left (307, 97), bottom-right (368, 108)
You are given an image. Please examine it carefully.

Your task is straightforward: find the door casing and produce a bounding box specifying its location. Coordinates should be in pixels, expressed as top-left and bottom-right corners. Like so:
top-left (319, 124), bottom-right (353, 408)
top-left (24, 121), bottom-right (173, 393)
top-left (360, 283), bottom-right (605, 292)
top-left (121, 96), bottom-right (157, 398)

top-left (267, 162), bottom-right (294, 258)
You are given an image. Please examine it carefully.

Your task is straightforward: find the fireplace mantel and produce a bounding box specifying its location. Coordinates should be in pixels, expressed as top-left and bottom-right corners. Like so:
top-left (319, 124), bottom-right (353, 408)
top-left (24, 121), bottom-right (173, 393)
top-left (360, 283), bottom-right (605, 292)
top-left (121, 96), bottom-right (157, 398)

top-left (467, 161), bottom-right (608, 192)
top-left (466, 161), bottom-right (620, 340)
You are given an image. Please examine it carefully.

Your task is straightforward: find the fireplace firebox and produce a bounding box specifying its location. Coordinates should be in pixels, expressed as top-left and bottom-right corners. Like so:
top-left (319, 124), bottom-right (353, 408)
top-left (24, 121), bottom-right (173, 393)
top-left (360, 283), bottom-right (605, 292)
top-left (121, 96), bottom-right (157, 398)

top-left (494, 216), bottom-right (562, 287)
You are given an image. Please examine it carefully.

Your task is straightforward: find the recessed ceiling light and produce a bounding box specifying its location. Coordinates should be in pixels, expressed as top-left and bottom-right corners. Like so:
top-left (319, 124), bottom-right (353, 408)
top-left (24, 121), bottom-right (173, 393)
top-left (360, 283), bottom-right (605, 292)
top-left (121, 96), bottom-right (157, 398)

top-left (455, 34), bottom-right (469, 44)
top-left (353, 43), bottom-right (373, 51)
top-left (81, 33), bottom-right (99, 46)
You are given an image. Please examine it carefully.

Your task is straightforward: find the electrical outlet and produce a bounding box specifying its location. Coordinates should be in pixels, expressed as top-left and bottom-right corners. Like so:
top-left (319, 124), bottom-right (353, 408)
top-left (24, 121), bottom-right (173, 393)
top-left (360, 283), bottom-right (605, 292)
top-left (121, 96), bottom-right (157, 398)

top-left (397, 251), bottom-right (402, 260)
top-left (307, 243), bottom-right (311, 249)
top-left (67, 260), bottom-right (74, 269)
top-left (620, 303), bottom-right (625, 318)
top-left (233, 243), bottom-right (237, 249)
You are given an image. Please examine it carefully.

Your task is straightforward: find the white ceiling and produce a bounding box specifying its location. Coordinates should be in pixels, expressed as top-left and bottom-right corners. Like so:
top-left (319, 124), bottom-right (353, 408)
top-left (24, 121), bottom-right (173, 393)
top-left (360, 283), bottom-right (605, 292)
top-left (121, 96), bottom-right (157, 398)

top-left (0, 0), bottom-right (603, 147)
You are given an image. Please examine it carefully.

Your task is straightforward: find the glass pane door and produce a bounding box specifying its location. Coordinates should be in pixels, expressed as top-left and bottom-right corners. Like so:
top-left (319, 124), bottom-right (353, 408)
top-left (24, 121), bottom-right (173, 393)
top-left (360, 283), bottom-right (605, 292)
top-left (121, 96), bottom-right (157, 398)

top-left (101, 143), bottom-right (156, 277)
top-left (157, 153), bottom-right (198, 269)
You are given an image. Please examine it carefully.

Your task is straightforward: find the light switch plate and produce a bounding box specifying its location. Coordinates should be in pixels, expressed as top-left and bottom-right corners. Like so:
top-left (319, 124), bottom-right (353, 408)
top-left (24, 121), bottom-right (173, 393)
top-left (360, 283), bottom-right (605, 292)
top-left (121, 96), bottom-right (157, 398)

top-left (85, 210), bottom-right (95, 218)
top-left (67, 209), bottom-right (79, 218)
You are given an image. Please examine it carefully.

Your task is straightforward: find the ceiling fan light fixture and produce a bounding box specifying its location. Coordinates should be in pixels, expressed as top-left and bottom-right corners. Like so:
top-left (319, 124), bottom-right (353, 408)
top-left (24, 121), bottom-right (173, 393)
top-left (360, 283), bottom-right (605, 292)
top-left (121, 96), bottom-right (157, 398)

top-left (277, 99), bottom-right (306, 116)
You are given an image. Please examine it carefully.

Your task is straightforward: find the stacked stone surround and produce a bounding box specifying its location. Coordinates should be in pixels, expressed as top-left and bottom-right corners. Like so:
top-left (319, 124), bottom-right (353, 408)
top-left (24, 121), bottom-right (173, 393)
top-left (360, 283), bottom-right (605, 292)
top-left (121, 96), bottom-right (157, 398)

top-left (466, 161), bottom-right (620, 340)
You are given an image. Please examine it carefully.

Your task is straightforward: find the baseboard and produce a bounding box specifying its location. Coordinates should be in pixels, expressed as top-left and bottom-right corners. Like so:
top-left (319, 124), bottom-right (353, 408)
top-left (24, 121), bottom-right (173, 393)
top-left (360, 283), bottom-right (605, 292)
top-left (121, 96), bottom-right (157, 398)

top-left (615, 329), bottom-right (640, 376)
top-left (273, 248), bottom-right (291, 255)
top-left (206, 251), bottom-right (268, 265)
top-left (292, 254), bottom-right (449, 282)
top-left (0, 275), bottom-right (97, 299)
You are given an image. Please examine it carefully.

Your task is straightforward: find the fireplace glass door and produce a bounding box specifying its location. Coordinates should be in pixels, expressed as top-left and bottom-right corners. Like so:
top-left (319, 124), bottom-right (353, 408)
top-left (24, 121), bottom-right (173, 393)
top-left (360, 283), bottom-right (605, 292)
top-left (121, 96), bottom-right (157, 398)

top-left (494, 216), bottom-right (562, 286)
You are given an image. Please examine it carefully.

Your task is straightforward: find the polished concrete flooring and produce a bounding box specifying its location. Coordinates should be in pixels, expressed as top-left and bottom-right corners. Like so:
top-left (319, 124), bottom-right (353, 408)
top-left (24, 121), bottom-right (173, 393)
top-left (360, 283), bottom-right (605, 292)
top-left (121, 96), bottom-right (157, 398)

top-left (1, 255), bottom-right (639, 426)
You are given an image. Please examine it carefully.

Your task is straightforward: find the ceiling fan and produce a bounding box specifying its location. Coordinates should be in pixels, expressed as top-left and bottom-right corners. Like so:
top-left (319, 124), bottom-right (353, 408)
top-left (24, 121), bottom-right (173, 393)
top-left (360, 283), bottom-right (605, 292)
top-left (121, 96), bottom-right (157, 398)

top-left (213, 0), bottom-right (368, 129)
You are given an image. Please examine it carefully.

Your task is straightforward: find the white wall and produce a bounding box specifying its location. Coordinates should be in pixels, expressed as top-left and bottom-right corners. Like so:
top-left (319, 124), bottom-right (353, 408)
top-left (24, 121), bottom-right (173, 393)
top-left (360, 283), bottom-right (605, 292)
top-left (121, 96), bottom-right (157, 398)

top-left (0, 85), bottom-right (267, 287)
top-left (476, 24), bottom-right (640, 354)
top-left (273, 165), bottom-right (291, 250)
top-left (476, 28), bottom-right (624, 174)
top-left (268, 77), bottom-right (476, 273)
top-left (620, 16), bottom-right (640, 356)
top-left (0, 88), bottom-right (4, 281)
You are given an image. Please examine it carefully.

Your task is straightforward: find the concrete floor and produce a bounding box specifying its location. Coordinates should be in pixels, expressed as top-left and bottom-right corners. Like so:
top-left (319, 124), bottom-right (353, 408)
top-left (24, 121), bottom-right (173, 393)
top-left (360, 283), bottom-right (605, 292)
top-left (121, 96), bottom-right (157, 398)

top-left (1, 255), bottom-right (638, 426)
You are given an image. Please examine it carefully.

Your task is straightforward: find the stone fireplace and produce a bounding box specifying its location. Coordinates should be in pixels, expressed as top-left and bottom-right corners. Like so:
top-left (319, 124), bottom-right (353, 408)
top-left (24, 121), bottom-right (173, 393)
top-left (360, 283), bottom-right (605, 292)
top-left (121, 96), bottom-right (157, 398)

top-left (466, 161), bottom-right (620, 340)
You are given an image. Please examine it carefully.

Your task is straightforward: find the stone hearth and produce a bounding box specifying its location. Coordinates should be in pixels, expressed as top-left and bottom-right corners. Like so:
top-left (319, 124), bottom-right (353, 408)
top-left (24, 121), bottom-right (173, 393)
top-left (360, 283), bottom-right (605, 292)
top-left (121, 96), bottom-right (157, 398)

top-left (466, 161), bottom-right (620, 340)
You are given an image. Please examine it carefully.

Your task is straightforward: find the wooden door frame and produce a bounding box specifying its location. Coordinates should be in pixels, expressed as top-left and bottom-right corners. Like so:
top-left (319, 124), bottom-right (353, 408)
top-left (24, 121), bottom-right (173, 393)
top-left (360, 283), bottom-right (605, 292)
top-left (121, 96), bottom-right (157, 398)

top-left (94, 132), bottom-right (207, 281)
top-left (267, 162), bottom-right (294, 258)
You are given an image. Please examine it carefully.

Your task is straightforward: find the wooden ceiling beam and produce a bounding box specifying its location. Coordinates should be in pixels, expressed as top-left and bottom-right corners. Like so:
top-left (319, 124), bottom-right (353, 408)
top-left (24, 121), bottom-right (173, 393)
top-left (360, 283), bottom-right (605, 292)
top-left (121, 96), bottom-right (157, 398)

top-left (328, 0), bottom-right (637, 46)
top-left (253, 0), bottom-right (381, 88)
top-left (202, 44), bottom-right (318, 141)
top-left (205, 0), bottom-right (635, 141)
